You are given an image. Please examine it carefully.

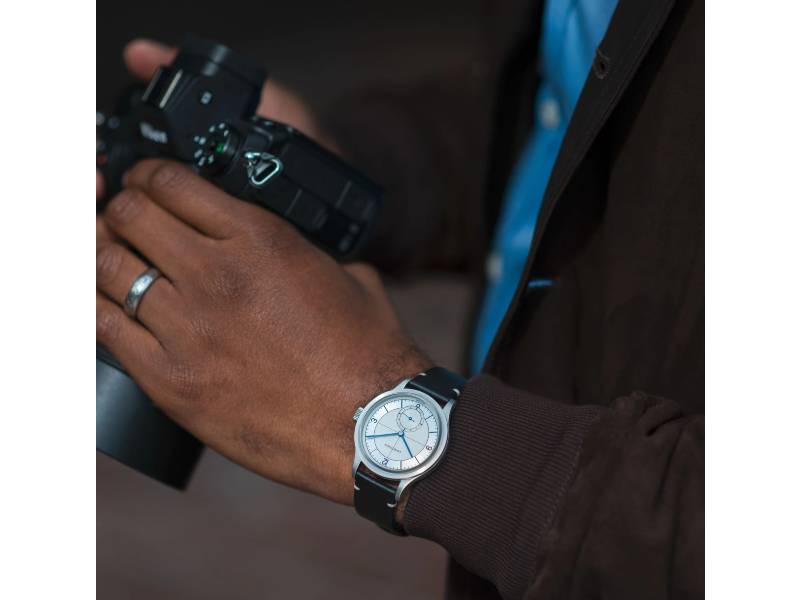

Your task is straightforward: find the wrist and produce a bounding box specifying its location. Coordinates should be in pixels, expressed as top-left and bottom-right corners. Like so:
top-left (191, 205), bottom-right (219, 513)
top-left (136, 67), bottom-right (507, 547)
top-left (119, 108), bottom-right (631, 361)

top-left (351, 364), bottom-right (465, 535)
top-left (394, 488), bottom-right (412, 527)
top-left (329, 348), bottom-right (433, 506)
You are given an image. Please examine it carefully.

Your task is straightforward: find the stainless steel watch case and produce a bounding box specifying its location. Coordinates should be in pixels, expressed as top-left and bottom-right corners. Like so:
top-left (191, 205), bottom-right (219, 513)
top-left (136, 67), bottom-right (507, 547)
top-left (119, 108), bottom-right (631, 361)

top-left (352, 378), bottom-right (455, 503)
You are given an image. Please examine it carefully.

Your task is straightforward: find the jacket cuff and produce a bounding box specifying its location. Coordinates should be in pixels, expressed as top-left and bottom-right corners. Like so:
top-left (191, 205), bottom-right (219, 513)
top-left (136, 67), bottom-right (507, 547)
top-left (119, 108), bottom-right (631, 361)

top-left (403, 374), bottom-right (603, 599)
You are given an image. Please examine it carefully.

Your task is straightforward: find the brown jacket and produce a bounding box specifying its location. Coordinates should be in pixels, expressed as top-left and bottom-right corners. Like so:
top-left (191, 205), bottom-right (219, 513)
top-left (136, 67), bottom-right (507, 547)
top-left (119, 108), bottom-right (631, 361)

top-left (325, 0), bottom-right (703, 597)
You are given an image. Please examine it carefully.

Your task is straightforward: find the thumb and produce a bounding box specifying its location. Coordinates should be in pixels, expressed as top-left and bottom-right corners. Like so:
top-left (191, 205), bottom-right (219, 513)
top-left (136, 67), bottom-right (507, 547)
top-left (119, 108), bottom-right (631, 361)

top-left (123, 39), bottom-right (177, 81)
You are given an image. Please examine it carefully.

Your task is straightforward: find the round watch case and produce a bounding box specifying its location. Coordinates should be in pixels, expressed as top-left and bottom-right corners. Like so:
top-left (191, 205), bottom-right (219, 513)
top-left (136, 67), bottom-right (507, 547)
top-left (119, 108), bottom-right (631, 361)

top-left (353, 386), bottom-right (451, 482)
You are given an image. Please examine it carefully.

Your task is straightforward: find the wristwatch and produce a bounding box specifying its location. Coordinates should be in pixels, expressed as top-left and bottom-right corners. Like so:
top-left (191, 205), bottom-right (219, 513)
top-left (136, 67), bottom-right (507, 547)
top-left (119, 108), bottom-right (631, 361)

top-left (352, 367), bottom-right (465, 535)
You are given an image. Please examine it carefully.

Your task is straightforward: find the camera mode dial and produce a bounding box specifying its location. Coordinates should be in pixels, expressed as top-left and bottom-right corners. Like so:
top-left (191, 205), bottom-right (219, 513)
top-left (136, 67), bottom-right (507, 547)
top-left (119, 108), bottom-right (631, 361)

top-left (191, 121), bottom-right (239, 174)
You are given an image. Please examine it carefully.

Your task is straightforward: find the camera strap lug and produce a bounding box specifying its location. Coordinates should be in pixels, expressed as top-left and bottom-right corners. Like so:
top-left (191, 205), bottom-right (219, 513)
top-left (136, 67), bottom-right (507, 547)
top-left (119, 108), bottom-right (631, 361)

top-left (243, 151), bottom-right (283, 187)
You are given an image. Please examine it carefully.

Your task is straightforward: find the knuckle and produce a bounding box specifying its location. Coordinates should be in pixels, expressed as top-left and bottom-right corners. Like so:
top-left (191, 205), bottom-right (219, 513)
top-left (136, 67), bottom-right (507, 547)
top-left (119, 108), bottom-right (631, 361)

top-left (187, 316), bottom-right (219, 348)
top-left (106, 188), bottom-right (146, 226)
top-left (96, 244), bottom-right (123, 286)
top-left (208, 210), bottom-right (241, 236)
top-left (354, 263), bottom-right (380, 281)
top-left (149, 163), bottom-right (186, 193)
top-left (96, 303), bottom-right (122, 343)
top-left (166, 361), bottom-right (203, 401)
top-left (349, 262), bottom-right (382, 289)
top-left (202, 259), bottom-right (254, 303)
top-left (246, 213), bottom-right (297, 251)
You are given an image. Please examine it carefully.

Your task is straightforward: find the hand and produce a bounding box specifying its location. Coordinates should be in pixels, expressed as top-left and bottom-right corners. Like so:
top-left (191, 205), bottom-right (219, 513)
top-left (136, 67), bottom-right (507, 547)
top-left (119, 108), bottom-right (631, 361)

top-left (96, 159), bottom-right (430, 504)
top-left (97, 39), bottom-right (336, 201)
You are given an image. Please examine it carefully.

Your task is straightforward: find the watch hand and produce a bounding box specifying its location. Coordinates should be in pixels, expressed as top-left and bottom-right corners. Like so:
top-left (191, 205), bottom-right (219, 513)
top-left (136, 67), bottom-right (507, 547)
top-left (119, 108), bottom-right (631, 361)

top-left (400, 432), bottom-right (414, 459)
top-left (366, 432), bottom-right (400, 439)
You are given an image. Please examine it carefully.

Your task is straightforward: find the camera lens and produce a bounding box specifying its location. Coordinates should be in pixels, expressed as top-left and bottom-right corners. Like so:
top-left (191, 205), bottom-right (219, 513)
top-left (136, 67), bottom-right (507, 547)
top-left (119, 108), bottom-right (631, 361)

top-left (97, 345), bottom-right (204, 489)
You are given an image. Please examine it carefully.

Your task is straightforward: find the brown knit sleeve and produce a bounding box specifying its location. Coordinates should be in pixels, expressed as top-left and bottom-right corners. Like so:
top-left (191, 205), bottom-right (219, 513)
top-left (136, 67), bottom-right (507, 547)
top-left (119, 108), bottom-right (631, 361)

top-left (403, 375), bottom-right (704, 600)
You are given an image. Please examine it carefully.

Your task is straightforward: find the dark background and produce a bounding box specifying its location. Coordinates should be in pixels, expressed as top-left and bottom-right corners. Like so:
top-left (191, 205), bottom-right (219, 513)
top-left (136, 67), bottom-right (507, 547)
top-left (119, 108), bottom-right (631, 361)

top-left (97, 1), bottom-right (480, 598)
top-left (97, 0), bottom-right (483, 109)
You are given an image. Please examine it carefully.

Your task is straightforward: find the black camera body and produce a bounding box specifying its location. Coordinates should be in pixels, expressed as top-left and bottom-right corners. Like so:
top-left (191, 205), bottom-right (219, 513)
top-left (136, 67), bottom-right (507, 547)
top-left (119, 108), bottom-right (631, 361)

top-left (98, 37), bottom-right (380, 257)
top-left (97, 37), bottom-right (382, 488)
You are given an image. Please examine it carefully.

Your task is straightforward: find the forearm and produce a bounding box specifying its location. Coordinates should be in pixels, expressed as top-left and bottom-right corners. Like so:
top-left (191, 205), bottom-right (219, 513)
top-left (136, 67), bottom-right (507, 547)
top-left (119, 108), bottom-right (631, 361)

top-left (402, 375), bottom-right (704, 599)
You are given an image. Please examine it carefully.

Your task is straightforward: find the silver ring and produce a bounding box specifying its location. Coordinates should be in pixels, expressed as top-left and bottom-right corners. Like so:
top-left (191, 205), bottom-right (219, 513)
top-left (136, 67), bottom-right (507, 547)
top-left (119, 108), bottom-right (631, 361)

top-left (124, 268), bottom-right (162, 318)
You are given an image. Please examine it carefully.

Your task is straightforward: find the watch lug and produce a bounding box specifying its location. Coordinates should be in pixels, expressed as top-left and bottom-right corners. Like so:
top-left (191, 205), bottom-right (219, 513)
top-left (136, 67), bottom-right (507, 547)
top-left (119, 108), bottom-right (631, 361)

top-left (443, 398), bottom-right (456, 418)
top-left (394, 378), bottom-right (412, 392)
top-left (395, 475), bottom-right (418, 502)
top-left (352, 459), bottom-right (363, 487)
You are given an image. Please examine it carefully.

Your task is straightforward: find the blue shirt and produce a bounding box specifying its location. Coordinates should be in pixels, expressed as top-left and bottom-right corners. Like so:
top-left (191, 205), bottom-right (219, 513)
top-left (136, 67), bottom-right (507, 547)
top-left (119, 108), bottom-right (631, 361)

top-left (470, 0), bottom-right (619, 373)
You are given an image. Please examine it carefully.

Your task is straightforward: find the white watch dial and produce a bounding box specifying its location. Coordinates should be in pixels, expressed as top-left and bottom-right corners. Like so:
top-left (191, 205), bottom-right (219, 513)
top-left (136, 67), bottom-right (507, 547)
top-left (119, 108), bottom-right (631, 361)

top-left (361, 394), bottom-right (441, 473)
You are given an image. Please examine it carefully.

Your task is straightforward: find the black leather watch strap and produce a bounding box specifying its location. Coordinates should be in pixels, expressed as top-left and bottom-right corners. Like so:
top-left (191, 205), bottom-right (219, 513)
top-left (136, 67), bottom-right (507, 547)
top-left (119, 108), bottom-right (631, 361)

top-left (406, 366), bottom-right (466, 406)
top-left (354, 470), bottom-right (406, 536)
top-left (353, 367), bottom-right (465, 536)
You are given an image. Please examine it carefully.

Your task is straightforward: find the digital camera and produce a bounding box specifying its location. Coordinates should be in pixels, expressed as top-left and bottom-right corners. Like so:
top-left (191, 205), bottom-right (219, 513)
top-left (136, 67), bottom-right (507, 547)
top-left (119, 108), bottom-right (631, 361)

top-left (96, 37), bottom-right (382, 489)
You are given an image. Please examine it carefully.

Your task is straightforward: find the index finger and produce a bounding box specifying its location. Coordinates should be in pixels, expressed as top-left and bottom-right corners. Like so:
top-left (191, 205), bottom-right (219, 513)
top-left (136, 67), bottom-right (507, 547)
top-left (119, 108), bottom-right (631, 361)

top-left (124, 159), bottom-right (261, 239)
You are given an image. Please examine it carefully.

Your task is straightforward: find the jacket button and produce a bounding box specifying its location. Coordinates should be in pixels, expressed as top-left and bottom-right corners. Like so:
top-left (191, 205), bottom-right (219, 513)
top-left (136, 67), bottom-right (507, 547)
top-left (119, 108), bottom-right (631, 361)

top-left (593, 48), bottom-right (611, 79)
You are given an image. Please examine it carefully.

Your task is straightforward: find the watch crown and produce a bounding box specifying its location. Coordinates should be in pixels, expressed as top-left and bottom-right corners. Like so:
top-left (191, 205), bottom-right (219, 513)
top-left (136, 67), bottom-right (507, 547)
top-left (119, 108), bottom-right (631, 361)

top-left (352, 407), bottom-right (364, 422)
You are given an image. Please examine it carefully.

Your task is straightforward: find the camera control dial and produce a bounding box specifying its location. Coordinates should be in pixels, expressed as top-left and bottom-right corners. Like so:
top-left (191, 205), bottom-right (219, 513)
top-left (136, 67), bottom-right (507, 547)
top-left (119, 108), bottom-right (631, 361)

top-left (191, 121), bottom-right (239, 173)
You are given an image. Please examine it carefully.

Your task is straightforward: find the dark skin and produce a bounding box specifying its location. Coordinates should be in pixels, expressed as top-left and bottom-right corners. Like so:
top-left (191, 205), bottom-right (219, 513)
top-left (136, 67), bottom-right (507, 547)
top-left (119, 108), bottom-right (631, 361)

top-left (97, 41), bottom-right (431, 506)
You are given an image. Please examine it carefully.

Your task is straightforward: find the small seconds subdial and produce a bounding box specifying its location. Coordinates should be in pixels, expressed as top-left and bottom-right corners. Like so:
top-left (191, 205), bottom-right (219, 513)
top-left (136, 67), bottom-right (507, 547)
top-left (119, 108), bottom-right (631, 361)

top-left (361, 395), bottom-right (441, 472)
top-left (397, 406), bottom-right (424, 431)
